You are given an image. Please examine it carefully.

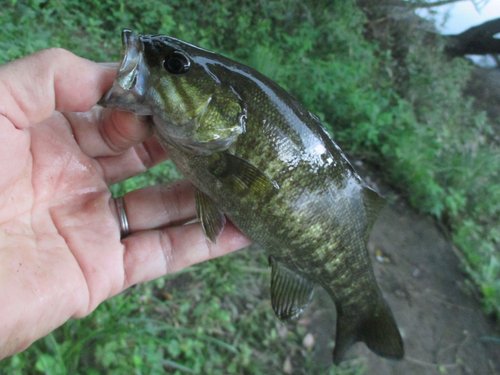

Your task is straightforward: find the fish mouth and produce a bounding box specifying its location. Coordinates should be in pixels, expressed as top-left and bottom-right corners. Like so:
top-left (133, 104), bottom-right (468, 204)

top-left (98, 29), bottom-right (151, 114)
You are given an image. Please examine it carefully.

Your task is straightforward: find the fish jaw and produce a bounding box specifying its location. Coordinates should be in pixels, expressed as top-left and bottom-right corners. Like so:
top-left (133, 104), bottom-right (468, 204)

top-left (99, 29), bottom-right (152, 116)
top-left (100, 30), bottom-right (246, 155)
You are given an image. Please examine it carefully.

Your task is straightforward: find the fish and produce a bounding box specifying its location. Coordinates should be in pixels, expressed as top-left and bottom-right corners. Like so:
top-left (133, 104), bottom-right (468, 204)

top-left (100, 29), bottom-right (404, 364)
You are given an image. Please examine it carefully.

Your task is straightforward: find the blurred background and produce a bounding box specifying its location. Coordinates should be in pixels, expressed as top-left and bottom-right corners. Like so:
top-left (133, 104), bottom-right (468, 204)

top-left (1, 0), bottom-right (499, 374)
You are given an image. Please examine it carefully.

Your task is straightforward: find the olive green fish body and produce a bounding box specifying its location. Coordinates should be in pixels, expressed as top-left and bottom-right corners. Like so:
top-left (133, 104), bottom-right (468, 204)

top-left (100, 30), bottom-right (404, 364)
top-left (167, 82), bottom-right (370, 289)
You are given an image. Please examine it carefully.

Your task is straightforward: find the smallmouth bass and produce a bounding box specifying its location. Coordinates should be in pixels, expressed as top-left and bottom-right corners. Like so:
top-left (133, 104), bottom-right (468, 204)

top-left (100, 29), bottom-right (404, 364)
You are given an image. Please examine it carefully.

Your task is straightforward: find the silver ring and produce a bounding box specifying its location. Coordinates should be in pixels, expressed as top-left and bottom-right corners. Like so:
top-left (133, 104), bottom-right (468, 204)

top-left (116, 196), bottom-right (130, 238)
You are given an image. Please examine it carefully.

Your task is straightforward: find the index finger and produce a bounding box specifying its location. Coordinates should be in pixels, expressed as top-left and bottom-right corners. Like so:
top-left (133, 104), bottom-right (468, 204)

top-left (0, 48), bottom-right (116, 129)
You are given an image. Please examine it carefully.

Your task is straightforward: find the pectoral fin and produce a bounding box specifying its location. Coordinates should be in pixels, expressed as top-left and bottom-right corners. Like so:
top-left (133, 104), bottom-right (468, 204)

top-left (195, 188), bottom-right (226, 243)
top-left (208, 152), bottom-right (279, 196)
top-left (269, 256), bottom-right (315, 321)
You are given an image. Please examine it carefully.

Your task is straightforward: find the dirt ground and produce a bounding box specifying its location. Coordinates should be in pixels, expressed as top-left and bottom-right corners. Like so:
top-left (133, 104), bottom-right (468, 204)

top-left (299, 170), bottom-right (500, 375)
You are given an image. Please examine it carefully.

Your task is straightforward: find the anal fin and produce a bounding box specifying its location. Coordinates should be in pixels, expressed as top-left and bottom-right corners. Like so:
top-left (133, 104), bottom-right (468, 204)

top-left (269, 256), bottom-right (315, 321)
top-left (195, 188), bottom-right (226, 243)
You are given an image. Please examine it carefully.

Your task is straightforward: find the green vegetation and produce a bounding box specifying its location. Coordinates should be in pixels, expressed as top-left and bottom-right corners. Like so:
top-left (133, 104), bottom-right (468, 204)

top-left (1, 0), bottom-right (499, 373)
top-left (5, 250), bottom-right (362, 374)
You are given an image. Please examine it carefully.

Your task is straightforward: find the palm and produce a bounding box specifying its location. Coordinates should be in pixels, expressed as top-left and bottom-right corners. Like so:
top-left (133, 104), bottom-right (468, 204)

top-left (0, 109), bottom-right (148, 356)
top-left (2, 112), bottom-right (121, 318)
top-left (0, 49), bottom-right (249, 359)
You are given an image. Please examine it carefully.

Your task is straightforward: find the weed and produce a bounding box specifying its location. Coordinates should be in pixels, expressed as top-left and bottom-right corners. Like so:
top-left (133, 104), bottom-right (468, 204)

top-left (1, 0), bottom-right (499, 373)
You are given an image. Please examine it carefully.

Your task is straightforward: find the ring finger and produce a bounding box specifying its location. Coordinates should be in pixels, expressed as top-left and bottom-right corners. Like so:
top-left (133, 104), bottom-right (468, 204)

top-left (111, 179), bottom-right (197, 233)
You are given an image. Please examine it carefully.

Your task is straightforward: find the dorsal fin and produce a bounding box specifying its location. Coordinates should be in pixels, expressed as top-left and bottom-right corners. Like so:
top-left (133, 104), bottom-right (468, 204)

top-left (362, 186), bottom-right (386, 234)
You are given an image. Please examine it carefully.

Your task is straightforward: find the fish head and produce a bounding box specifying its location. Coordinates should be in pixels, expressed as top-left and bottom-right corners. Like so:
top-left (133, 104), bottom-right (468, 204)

top-left (100, 29), bottom-right (246, 155)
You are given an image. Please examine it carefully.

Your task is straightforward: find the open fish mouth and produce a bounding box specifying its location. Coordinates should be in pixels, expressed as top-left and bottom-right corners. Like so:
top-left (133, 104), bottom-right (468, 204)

top-left (98, 29), bottom-right (151, 115)
top-left (116, 29), bottom-right (144, 91)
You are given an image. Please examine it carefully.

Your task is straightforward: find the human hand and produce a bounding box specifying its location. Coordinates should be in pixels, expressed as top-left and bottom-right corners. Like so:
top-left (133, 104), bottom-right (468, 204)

top-left (0, 49), bottom-right (251, 360)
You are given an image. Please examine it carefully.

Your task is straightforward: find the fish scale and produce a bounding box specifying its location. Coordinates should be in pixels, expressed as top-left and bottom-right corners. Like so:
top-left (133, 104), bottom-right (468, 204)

top-left (100, 29), bottom-right (404, 365)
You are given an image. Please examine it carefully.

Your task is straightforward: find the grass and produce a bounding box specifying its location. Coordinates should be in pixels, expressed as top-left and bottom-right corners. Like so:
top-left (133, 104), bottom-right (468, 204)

top-left (1, 0), bottom-right (499, 373)
top-left (2, 249), bottom-right (364, 374)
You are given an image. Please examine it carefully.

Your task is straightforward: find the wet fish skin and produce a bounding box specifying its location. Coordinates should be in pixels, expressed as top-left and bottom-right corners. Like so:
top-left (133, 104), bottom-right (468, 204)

top-left (100, 29), bottom-right (404, 364)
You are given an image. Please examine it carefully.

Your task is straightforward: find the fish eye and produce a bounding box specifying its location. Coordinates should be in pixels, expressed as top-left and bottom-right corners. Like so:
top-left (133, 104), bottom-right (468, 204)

top-left (163, 51), bottom-right (190, 74)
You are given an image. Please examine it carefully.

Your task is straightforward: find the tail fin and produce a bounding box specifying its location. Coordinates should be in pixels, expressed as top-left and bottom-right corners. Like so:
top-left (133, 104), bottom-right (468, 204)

top-left (332, 295), bottom-right (404, 365)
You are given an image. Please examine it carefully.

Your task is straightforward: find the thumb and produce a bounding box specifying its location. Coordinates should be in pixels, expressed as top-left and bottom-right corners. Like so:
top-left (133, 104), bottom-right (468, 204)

top-left (0, 48), bottom-right (117, 129)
